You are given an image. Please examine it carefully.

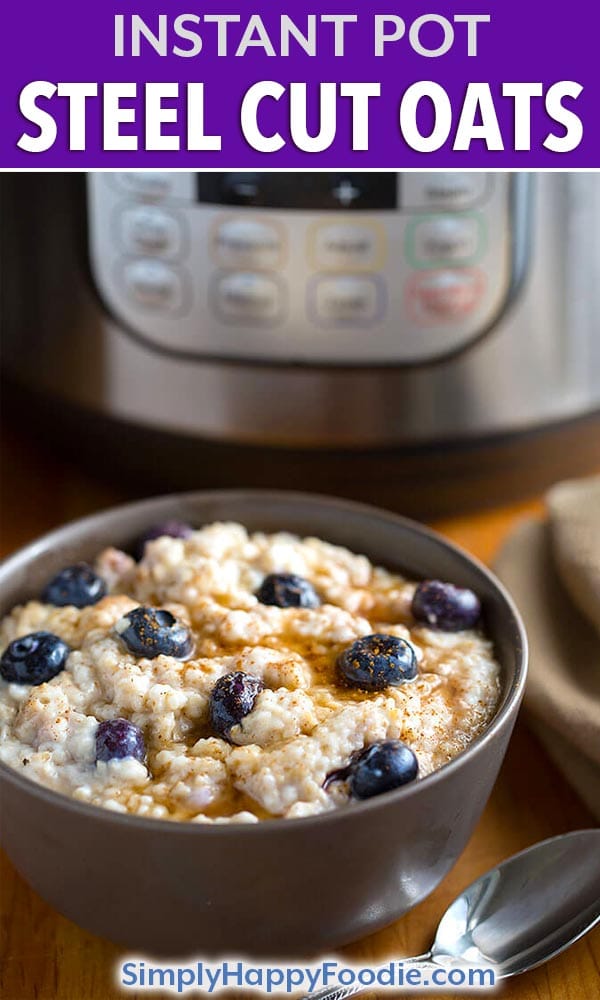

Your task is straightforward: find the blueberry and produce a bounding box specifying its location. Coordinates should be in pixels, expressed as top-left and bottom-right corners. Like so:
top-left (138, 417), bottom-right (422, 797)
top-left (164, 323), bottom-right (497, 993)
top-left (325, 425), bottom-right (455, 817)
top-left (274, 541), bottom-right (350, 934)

top-left (134, 520), bottom-right (193, 560)
top-left (349, 741), bottom-right (419, 799)
top-left (255, 573), bottom-right (320, 609)
top-left (209, 671), bottom-right (264, 740)
top-left (0, 631), bottom-right (70, 686)
top-left (411, 580), bottom-right (481, 631)
top-left (337, 633), bottom-right (417, 691)
top-left (42, 563), bottom-right (107, 608)
top-left (96, 718), bottom-right (145, 763)
top-left (115, 606), bottom-right (193, 659)
top-left (325, 740), bottom-right (418, 800)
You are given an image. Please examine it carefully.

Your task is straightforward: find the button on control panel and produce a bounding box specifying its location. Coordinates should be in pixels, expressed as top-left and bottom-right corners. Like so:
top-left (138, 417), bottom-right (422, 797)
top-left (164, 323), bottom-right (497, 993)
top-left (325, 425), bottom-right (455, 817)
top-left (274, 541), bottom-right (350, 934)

top-left (212, 218), bottom-right (284, 270)
top-left (87, 172), bottom-right (527, 364)
top-left (113, 172), bottom-right (195, 202)
top-left (408, 270), bottom-right (485, 323)
top-left (408, 215), bottom-right (483, 267)
top-left (213, 272), bottom-right (284, 324)
top-left (123, 259), bottom-right (185, 311)
top-left (310, 276), bottom-right (384, 327)
top-left (310, 223), bottom-right (383, 271)
top-left (120, 206), bottom-right (184, 258)
top-left (402, 172), bottom-right (489, 211)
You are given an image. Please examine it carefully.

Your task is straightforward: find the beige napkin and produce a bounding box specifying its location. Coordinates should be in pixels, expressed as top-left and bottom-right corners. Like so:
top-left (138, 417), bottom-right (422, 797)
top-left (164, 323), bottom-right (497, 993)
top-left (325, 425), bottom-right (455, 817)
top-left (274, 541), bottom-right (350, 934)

top-left (494, 476), bottom-right (600, 820)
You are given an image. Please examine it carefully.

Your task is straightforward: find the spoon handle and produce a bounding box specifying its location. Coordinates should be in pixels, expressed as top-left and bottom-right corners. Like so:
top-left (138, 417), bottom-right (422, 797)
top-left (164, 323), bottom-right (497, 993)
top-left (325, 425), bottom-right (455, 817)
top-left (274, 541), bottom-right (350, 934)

top-left (301, 987), bottom-right (363, 1000)
top-left (301, 954), bottom-right (435, 1000)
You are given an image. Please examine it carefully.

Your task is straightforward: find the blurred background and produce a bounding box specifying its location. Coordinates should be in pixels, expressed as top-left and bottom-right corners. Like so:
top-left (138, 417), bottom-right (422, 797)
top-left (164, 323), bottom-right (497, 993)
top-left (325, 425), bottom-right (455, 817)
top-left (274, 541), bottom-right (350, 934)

top-left (1, 170), bottom-right (599, 530)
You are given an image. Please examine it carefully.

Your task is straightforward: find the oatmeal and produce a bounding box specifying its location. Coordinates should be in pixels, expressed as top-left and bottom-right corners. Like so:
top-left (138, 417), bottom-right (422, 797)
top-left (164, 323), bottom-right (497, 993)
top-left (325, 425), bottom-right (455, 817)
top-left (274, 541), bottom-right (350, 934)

top-left (0, 522), bottom-right (501, 823)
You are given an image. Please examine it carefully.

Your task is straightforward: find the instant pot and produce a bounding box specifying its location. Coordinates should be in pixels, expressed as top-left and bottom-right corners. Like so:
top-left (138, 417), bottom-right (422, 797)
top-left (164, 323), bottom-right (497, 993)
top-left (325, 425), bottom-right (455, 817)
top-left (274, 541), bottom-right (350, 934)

top-left (1, 172), bottom-right (599, 515)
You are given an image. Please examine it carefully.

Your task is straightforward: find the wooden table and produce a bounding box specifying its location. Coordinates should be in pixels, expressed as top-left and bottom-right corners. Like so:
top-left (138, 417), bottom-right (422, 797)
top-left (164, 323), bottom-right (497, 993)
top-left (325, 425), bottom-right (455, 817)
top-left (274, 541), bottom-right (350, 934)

top-left (1, 425), bottom-right (598, 1000)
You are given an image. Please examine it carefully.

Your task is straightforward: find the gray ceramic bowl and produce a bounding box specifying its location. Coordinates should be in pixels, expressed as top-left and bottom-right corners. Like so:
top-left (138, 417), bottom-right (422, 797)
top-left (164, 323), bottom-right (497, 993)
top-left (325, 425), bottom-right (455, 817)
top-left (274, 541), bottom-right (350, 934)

top-left (0, 491), bottom-right (527, 956)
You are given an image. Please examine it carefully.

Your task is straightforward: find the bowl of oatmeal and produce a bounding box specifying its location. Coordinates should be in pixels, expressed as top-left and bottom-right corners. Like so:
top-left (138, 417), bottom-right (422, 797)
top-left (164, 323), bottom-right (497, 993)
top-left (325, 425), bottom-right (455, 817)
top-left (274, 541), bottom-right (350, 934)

top-left (0, 491), bottom-right (527, 955)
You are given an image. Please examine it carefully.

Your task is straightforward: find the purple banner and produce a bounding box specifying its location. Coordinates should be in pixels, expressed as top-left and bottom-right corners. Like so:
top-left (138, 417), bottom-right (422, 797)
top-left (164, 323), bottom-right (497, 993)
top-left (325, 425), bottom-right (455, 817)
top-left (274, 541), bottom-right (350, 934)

top-left (1, 0), bottom-right (596, 167)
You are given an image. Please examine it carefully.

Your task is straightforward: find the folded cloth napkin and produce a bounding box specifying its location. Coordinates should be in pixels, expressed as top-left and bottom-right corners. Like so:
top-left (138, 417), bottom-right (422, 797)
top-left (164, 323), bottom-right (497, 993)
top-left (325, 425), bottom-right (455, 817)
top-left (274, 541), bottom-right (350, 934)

top-left (494, 475), bottom-right (600, 820)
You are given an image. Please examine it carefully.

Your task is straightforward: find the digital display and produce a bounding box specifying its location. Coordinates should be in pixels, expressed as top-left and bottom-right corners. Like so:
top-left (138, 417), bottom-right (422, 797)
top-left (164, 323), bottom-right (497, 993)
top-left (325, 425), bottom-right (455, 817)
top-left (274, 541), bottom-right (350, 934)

top-left (196, 173), bottom-right (398, 210)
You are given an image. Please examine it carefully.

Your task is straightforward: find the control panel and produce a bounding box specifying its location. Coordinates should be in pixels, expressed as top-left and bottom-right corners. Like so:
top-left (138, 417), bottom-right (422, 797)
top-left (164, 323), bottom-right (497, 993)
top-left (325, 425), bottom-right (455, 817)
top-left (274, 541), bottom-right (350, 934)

top-left (87, 172), bottom-right (529, 365)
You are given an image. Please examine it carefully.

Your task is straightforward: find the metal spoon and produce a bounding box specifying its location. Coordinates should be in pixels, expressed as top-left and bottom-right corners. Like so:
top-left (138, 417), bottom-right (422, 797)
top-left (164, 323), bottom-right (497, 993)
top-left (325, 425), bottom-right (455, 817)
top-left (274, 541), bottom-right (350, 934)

top-left (303, 829), bottom-right (600, 1000)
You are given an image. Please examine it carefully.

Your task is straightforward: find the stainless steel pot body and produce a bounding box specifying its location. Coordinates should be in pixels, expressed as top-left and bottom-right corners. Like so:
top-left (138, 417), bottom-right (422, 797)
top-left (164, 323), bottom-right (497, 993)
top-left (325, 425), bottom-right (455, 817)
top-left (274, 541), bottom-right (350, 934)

top-left (1, 172), bottom-right (599, 450)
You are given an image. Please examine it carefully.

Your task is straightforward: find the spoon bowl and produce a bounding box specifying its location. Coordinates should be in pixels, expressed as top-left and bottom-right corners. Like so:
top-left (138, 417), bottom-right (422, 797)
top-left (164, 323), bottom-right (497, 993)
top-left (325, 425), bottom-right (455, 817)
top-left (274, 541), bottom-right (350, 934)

top-left (304, 829), bottom-right (600, 1000)
top-left (431, 829), bottom-right (600, 977)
